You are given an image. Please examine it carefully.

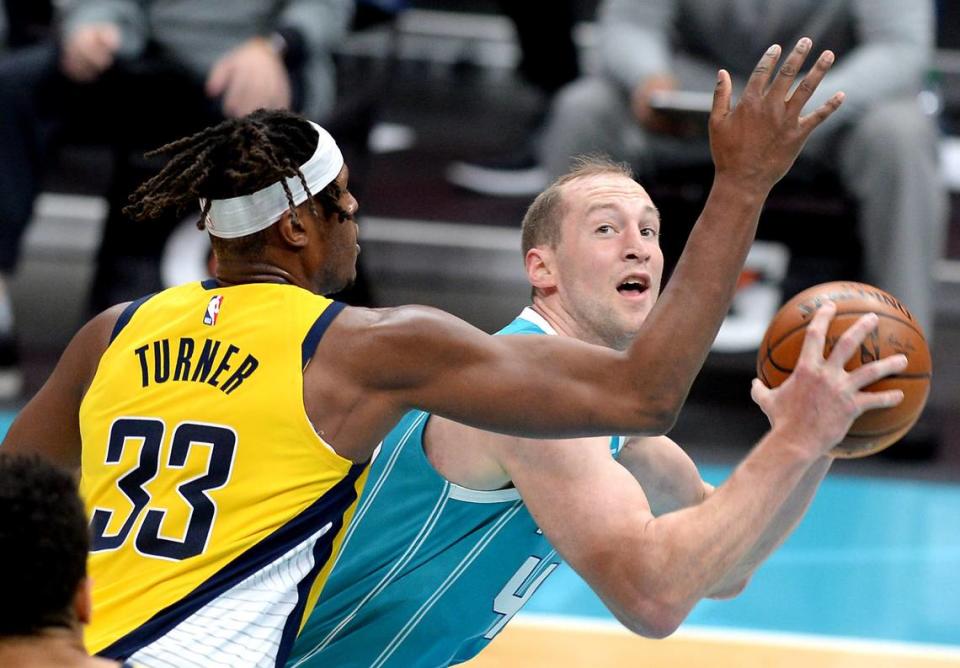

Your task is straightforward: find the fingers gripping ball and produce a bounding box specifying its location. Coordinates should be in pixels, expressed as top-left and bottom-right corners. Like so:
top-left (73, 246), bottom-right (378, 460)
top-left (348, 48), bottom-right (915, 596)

top-left (757, 282), bottom-right (931, 458)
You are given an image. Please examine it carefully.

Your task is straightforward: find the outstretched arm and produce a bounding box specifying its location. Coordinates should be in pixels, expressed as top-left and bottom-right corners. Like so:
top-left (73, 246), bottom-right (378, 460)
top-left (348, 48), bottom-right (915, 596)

top-left (618, 435), bottom-right (836, 597)
top-left (643, 41), bottom-right (843, 401)
top-left (616, 434), bottom-right (832, 599)
top-left (331, 42), bottom-right (844, 447)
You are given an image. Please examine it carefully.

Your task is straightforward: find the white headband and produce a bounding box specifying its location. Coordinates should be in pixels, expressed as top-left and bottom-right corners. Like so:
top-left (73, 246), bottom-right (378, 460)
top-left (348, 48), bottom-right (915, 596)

top-left (199, 121), bottom-right (344, 239)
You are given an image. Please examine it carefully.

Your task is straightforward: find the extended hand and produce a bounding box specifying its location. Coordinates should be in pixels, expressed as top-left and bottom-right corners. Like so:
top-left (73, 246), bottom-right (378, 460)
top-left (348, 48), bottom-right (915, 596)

top-left (60, 24), bottom-right (120, 83)
top-left (709, 38), bottom-right (844, 195)
top-left (751, 301), bottom-right (907, 458)
top-left (205, 38), bottom-right (292, 118)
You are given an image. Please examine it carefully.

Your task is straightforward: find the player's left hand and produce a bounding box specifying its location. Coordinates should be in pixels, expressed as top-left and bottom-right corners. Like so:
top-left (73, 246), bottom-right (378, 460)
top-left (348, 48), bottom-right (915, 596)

top-left (750, 302), bottom-right (907, 456)
top-left (205, 38), bottom-right (292, 118)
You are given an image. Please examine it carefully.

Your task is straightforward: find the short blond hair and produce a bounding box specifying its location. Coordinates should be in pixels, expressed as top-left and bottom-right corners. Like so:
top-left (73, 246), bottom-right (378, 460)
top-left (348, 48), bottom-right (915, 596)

top-left (520, 154), bottom-right (634, 256)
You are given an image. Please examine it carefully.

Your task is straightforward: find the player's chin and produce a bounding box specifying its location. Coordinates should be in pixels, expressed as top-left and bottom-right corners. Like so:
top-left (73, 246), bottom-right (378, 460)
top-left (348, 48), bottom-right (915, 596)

top-left (620, 302), bottom-right (653, 330)
top-left (340, 272), bottom-right (357, 292)
top-left (321, 267), bottom-right (356, 296)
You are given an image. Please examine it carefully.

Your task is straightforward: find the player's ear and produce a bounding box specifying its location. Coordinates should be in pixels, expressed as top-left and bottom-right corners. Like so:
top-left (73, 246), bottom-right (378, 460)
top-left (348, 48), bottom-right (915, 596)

top-left (526, 247), bottom-right (557, 290)
top-left (74, 577), bottom-right (93, 625)
top-left (275, 208), bottom-right (309, 249)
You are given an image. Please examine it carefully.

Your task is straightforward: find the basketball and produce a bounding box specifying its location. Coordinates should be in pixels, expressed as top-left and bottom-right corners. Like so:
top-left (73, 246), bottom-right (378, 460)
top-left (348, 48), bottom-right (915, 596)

top-left (756, 281), bottom-right (932, 458)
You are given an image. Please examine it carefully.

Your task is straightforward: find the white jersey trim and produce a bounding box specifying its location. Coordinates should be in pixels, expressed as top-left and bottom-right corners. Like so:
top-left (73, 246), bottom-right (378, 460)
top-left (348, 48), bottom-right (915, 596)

top-left (448, 484), bottom-right (521, 503)
top-left (517, 307), bottom-right (558, 335)
top-left (370, 502), bottom-right (526, 667)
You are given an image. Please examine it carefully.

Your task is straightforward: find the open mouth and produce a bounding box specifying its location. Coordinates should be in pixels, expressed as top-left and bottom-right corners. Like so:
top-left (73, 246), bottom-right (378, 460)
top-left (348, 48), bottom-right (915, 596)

top-left (617, 278), bottom-right (649, 296)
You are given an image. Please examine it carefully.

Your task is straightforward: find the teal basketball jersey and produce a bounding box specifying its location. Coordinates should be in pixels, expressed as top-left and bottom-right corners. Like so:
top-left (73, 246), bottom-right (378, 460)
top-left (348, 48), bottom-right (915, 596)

top-left (288, 308), bottom-right (623, 667)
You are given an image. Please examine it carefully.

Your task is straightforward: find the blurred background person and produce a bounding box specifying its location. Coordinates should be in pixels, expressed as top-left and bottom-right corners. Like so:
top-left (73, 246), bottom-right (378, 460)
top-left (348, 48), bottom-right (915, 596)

top-left (530, 0), bottom-right (947, 344)
top-left (444, 0), bottom-right (581, 196)
top-left (0, 0), bottom-right (353, 399)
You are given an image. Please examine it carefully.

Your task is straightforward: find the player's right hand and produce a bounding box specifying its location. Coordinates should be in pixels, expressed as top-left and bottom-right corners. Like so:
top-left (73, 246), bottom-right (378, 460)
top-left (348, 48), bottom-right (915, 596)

top-left (750, 301), bottom-right (907, 458)
top-left (708, 37), bottom-right (844, 196)
top-left (61, 24), bottom-right (120, 83)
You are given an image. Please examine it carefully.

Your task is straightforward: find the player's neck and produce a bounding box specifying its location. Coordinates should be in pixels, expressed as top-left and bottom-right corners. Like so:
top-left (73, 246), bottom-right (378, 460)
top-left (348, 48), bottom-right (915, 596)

top-left (0, 628), bottom-right (115, 667)
top-left (529, 298), bottom-right (600, 345)
top-left (213, 259), bottom-right (308, 291)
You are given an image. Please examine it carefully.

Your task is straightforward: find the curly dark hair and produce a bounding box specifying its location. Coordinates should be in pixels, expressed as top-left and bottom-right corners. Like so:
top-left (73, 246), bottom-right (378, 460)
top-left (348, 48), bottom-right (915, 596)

top-left (0, 453), bottom-right (89, 637)
top-left (123, 109), bottom-right (350, 257)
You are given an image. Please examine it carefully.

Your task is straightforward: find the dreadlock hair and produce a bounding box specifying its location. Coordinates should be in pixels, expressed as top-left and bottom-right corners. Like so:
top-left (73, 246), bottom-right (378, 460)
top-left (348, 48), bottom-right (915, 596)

top-left (123, 109), bottom-right (350, 258)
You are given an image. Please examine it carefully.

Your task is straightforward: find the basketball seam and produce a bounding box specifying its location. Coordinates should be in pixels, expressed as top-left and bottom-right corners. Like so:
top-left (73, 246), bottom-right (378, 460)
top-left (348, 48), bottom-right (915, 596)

top-left (759, 311), bottom-right (930, 377)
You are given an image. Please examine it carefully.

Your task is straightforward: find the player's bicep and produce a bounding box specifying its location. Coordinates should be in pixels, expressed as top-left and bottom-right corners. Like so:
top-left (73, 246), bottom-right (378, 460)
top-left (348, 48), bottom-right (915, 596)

top-left (504, 438), bottom-right (655, 583)
top-left (617, 436), bottom-right (708, 516)
top-left (348, 306), bottom-right (638, 438)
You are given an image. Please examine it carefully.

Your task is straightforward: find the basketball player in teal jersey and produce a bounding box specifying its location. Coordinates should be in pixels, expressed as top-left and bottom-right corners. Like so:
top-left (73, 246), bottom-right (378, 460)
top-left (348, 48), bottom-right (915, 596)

top-left (287, 44), bottom-right (908, 668)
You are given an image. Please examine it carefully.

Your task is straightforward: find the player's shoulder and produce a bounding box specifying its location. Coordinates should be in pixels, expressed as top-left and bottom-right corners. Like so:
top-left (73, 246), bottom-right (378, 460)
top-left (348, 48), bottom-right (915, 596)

top-left (330, 304), bottom-right (483, 353)
top-left (75, 301), bottom-right (134, 359)
top-left (336, 304), bottom-right (462, 330)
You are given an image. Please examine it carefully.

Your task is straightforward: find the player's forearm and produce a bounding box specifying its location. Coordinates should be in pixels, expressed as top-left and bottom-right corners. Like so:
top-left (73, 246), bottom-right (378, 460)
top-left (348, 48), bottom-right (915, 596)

top-left (621, 429), bottom-right (818, 627)
top-left (706, 455), bottom-right (832, 597)
top-left (625, 176), bottom-right (766, 415)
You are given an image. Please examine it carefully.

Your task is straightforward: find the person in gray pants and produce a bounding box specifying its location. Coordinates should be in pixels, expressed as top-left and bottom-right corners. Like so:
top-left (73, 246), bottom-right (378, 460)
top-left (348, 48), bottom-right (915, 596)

top-left (540, 0), bottom-right (947, 339)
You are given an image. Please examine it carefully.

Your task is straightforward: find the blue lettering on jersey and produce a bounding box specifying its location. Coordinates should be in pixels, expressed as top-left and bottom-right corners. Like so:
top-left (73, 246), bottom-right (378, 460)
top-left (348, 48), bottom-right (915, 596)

top-left (133, 337), bottom-right (259, 395)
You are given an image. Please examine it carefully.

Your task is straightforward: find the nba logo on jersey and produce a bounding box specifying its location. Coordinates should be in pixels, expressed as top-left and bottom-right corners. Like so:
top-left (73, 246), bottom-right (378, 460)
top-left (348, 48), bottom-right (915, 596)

top-left (203, 295), bottom-right (223, 326)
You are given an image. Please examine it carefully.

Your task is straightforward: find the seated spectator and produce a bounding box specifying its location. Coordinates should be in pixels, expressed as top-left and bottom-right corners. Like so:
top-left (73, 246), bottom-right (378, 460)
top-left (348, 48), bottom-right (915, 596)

top-left (0, 0), bottom-right (353, 398)
top-left (472, 0), bottom-right (948, 344)
top-left (444, 0), bottom-right (581, 196)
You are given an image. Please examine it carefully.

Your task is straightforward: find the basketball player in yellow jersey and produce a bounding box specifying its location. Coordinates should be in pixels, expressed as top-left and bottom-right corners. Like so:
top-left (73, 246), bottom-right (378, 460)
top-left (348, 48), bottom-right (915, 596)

top-left (2, 41), bottom-right (872, 666)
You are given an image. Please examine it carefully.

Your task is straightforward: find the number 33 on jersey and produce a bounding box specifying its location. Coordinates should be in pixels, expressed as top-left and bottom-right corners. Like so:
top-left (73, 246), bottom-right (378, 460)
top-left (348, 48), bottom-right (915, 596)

top-left (78, 281), bottom-right (370, 667)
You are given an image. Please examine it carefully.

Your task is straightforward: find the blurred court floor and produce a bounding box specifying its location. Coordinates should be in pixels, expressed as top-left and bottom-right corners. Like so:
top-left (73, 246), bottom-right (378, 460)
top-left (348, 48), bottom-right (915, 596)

top-left (464, 464), bottom-right (960, 666)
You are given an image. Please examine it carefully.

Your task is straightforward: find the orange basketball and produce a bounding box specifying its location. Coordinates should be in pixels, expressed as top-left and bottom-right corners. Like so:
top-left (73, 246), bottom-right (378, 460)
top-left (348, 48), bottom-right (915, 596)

top-left (756, 281), bottom-right (932, 458)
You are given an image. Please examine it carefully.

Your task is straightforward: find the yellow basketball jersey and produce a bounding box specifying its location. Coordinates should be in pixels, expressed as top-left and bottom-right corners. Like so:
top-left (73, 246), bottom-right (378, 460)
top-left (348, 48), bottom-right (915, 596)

top-left (78, 280), bottom-right (368, 666)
